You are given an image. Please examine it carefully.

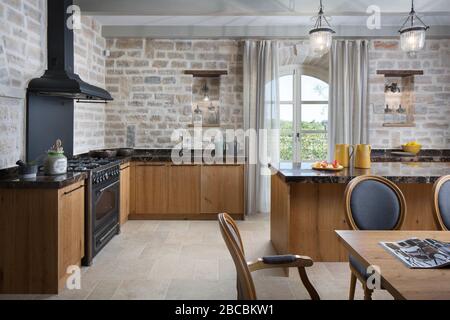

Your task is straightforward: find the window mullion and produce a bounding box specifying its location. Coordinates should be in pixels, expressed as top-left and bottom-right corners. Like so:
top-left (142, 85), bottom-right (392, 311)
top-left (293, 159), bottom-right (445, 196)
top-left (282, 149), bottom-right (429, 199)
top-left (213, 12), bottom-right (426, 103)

top-left (301, 101), bottom-right (329, 105)
top-left (295, 67), bottom-right (302, 162)
top-left (292, 68), bottom-right (298, 163)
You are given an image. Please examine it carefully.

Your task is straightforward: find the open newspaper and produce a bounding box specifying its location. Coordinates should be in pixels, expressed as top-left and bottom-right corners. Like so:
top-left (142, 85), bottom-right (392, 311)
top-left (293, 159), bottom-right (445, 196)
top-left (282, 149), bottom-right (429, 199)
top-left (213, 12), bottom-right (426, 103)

top-left (380, 238), bottom-right (450, 269)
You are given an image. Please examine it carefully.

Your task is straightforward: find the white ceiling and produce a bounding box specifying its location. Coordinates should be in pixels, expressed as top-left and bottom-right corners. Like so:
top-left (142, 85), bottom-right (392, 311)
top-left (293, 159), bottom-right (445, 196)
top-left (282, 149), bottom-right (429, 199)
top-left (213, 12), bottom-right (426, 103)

top-left (73, 0), bottom-right (450, 37)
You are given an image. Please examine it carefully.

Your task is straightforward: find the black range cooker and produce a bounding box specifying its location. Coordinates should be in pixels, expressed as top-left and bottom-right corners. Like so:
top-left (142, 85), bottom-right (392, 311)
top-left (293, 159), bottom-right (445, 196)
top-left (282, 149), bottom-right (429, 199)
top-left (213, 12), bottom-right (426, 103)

top-left (68, 157), bottom-right (121, 266)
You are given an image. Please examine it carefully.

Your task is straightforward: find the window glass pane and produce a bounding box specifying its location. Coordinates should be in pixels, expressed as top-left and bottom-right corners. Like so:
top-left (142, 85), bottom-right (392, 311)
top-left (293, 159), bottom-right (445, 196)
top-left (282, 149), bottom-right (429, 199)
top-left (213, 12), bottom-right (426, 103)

top-left (300, 133), bottom-right (328, 161)
top-left (280, 103), bottom-right (293, 123)
top-left (280, 104), bottom-right (293, 161)
top-left (301, 75), bottom-right (329, 101)
top-left (301, 104), bottom-right (328, 131)
top-left (280, 132), bottom-right (293, 161)
top-left (279, 75), bottom-right (293, 102)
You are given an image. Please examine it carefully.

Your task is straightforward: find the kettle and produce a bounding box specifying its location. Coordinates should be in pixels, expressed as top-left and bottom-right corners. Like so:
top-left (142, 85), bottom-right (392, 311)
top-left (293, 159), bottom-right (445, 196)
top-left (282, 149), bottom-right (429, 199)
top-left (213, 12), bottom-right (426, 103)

top-left (354, 144), bottom-right (372, 169)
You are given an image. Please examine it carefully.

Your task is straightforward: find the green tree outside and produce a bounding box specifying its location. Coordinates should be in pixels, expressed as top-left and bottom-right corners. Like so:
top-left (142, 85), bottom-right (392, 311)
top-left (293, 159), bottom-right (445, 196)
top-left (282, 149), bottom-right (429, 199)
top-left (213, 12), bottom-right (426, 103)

top-left (280, 120), bottom-right (327, 161)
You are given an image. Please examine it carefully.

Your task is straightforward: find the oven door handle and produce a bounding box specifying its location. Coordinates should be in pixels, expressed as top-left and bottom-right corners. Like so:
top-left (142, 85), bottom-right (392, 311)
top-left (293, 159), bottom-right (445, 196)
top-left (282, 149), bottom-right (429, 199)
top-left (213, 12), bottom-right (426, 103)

top-left (98, 180), bottom-right (119, 194)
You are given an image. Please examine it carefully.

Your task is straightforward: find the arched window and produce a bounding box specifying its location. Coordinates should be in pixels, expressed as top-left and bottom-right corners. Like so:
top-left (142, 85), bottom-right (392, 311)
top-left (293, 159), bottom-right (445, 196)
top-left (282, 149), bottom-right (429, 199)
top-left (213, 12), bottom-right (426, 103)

top-left (279, 66), bottom-right (329, 162)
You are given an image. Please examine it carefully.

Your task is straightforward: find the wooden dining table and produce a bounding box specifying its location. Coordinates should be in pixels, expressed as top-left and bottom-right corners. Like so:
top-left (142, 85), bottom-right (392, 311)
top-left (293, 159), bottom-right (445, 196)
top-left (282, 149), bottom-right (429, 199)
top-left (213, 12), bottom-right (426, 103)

top-left (336, 230), bottom-right (450, 300)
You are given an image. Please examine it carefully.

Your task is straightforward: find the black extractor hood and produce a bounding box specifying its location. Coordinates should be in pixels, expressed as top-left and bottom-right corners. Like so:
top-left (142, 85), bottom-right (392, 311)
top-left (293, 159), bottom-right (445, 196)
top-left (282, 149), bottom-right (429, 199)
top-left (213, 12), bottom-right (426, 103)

top-left (28, 0), bottom-right (112, 101)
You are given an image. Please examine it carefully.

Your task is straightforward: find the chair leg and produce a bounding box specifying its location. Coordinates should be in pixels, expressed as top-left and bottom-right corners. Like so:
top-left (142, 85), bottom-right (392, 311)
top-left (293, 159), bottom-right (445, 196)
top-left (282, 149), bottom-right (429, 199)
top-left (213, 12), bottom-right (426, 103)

top-left (363, 285), bottom-right (373, 301)
top-left (297, 267), bottom-right (320, 300)
top-left (349, 272), bottom-right (357, 300)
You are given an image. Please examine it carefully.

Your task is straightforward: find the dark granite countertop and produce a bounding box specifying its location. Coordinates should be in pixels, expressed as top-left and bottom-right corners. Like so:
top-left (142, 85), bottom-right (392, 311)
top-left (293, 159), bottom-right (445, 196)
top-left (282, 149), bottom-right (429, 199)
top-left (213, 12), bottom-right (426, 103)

top-left (0, 149), bottom-right (245, 189)
top-left (0, 171), bottom-right (87, 189)
top-left (273, 161), bottom-right (450, 184)
top-left (105, 149), bottom-right (246, 165)
top-left (371, 149), bottom-right (450, 162)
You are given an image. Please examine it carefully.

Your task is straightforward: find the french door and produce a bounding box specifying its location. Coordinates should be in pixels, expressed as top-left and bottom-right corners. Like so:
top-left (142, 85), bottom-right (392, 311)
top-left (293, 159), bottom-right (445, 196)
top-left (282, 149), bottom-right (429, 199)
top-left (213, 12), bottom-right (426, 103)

top-left (279, 67), bottom-right (329, 162)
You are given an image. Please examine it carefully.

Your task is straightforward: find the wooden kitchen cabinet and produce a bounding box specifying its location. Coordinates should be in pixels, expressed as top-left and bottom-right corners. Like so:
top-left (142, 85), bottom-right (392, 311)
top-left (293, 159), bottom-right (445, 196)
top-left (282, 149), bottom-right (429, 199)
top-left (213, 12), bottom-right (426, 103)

top-left (129, 163), bottom-right (244, 219)
top-left (201, 165), bottom-right (244, 215)
top-left (58, 181), bottom-right (85, 289)
top-left (119, 163), bottom-right (131, 224)
top-left (134, 162), bottom-right (168, 214)
top-left (167, 165), bottom-right (201, 214)
top-left (0, 180), bottom-right (85, 294)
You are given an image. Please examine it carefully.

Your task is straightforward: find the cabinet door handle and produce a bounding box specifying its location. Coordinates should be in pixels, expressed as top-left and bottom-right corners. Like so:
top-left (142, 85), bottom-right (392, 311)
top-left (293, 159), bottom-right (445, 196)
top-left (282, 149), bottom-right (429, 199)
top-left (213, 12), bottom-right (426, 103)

top-left (120, 166), bottom-right (130, 171)
top-left (63, 185), bottom-right (84, 196)
top-left (170, 164), bottom-right (198, 167)
top-left (137, 164), bottom-right (167, 167)
top-left (99, 180), bottom-right (120, 194)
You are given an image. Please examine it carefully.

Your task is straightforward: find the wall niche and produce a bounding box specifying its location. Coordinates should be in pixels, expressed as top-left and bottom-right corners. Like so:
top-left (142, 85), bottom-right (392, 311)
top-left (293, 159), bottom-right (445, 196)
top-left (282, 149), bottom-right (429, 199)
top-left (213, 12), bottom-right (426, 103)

top-left (184, 70), bottom-right (227, 128)
top-left (376, 70), bottom-right (423, 128)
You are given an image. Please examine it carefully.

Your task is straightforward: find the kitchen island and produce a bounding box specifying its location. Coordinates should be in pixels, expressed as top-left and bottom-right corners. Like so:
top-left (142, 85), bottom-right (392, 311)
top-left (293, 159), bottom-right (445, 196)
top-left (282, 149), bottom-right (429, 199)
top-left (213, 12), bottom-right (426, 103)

top-left (270, 162), bottom-right (450, 262)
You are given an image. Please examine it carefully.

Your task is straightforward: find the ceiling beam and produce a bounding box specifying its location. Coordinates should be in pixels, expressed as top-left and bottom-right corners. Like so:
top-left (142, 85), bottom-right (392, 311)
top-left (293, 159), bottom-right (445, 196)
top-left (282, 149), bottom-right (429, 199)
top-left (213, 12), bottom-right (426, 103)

top-left (74, 0), bottom-right (450, 16)
top-left (102, 25), bottom-right (450, 39)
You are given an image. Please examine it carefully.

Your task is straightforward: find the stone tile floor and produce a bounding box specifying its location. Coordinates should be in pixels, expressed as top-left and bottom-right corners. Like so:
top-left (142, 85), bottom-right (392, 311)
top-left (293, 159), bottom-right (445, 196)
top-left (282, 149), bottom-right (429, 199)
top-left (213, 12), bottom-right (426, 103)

top-left (0, 214), bottom-right (392, 300)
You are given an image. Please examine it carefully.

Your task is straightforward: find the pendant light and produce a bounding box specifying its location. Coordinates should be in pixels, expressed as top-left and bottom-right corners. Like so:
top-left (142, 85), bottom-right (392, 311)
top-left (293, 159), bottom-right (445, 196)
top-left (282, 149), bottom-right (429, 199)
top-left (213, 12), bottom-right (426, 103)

top-left (202, 82), bottom-right (210, 102)
top-left (309, 0), bottom-right (335, 56)
top-left (399, 0), bottom-right (429, 54)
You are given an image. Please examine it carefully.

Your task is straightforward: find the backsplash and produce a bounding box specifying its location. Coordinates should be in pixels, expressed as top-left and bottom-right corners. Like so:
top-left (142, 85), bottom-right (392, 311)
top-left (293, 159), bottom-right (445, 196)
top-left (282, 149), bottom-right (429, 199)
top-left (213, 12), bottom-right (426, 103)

top-left (73, 16), bottom-right (108, 155)
top-left (103, 39), bottom-right (244, 148)
top-left (368, 39), bottom-right (450, 149)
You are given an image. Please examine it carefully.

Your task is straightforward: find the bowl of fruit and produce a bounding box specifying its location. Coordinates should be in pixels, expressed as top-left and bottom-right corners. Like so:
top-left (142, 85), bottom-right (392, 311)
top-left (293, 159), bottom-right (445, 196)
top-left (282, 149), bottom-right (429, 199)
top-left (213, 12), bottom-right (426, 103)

top-left (402, 141), bottom-right (422, 155)
top-left (312, 160), bottom-right (344, 171)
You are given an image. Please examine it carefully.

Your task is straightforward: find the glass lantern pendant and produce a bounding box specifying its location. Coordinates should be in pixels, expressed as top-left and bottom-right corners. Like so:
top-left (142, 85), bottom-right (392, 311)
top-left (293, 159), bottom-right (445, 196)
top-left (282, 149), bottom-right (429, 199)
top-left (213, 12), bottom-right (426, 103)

top-left (399, 0), bottom-right (429, 55)
top-left (202, 82), bottom-right (210, 102)
top-left (309, 0), bottom-right (335, 57)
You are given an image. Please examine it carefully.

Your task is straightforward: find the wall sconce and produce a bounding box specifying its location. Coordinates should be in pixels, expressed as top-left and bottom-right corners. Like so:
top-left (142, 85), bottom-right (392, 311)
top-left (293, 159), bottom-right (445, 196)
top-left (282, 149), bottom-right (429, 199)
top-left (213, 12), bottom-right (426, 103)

top-left (385, 83), bottom-right (401, 94)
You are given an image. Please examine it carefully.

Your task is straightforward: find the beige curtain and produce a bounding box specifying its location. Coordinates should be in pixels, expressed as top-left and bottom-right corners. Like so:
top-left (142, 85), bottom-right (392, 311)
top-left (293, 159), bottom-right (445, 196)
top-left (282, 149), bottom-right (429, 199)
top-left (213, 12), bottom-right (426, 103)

top-left (243, 40), bottom-right (280, 215)
top-left (328, 40), bottom-right (369, 159)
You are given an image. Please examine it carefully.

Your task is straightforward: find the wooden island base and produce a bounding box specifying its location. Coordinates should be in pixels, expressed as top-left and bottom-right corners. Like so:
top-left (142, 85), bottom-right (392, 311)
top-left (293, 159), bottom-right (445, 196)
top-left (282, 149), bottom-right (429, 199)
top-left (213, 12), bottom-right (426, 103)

top-left (270, 174), bottom-right (438, 262)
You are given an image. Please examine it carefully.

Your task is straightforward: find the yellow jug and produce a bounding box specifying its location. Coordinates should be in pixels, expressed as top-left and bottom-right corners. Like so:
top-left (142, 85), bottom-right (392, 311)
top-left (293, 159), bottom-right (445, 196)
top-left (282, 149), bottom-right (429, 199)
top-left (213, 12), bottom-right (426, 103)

top-left (354, 144), bottom-right (372, 169)
top-left (334, 144), bottom-right (352, 168)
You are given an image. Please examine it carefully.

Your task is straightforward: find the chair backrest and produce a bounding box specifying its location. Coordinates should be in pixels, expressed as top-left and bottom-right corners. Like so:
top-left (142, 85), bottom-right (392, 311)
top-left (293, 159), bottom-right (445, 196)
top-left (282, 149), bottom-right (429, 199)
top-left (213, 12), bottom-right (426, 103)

top-left (218, 213), bottom-right (256, 300)
top-left (432, 175), bottom-right (450, 231)
top-left (345, 176), bottom-right (406, 230)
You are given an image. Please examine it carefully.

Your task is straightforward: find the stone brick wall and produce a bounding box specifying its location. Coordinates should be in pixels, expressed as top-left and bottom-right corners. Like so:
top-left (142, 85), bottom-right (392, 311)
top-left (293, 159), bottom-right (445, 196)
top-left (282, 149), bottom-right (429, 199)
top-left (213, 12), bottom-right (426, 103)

top-left (0, 2), bottom-right (107, 169)
top-left (104, 39), bottom-right (243, 148)
top-left (0, 0), bottom-right (46, 169)
top-left (73, 16), bottom-right (107, 154)
top-left (368, 39), bottom-right (450, 149)
top-left (278, 40), bottom-right (329, 76)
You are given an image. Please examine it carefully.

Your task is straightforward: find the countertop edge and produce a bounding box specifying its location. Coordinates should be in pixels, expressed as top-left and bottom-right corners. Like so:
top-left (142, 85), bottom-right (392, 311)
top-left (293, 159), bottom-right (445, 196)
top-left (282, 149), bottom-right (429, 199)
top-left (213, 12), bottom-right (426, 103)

top-left (0, 172), bottom-right (88, 189)
top-left (272, 163), bottom-right (445, 185)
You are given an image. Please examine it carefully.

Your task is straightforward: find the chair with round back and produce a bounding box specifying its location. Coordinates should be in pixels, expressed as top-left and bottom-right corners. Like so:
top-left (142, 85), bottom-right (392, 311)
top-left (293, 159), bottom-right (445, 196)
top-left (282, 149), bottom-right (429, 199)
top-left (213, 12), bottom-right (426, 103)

top-left (218, 213), bottom-right (320, 300)
top-left (344, 176), bottom-right (406, 300)
top-left (432, 175), bottom-right (450, 231)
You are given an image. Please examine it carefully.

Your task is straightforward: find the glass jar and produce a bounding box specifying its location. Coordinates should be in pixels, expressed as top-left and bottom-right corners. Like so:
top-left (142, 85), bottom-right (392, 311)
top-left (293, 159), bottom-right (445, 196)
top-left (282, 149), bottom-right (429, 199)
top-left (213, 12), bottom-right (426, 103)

top-left (44, 151), bottom-right (67, 175)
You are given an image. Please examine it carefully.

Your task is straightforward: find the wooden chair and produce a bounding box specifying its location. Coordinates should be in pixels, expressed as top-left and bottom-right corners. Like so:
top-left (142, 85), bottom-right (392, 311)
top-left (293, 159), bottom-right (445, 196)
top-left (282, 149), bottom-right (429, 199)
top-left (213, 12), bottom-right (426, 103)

top-left (344, 176), bottom-right (406, 300)
top-left (432, 175), bottom-right (450, 230)
top-left (218, 213), bottom-right (320, 300)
